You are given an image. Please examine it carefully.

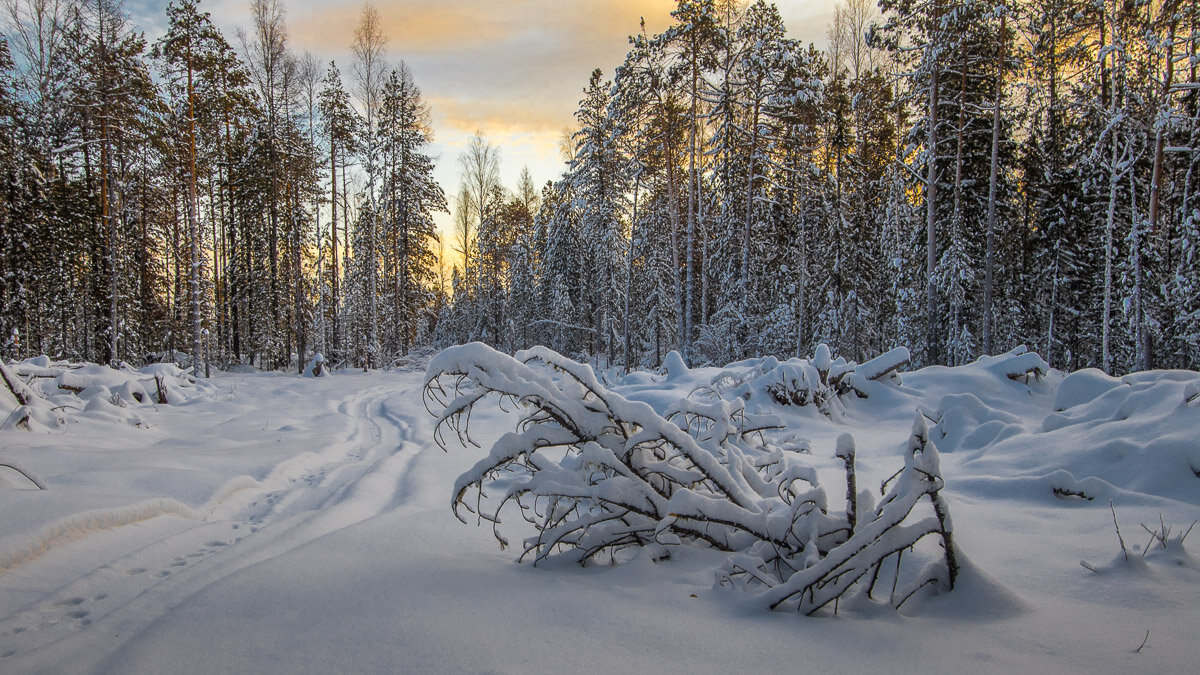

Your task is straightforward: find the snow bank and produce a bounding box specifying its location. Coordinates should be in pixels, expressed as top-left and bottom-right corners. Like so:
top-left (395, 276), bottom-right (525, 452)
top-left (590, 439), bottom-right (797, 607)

top-left (902, 354), bottom-right (1200, 507)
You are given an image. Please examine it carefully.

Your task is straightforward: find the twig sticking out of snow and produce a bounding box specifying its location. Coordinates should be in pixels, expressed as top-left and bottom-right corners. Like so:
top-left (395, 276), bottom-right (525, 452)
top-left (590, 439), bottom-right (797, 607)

top-left (154, 375), bottom-right (169, 405)
top-left (1111, 502), bottom-right (1130, 561)
top-left (1134, 630), bottom-right (1150, 654)
top-left (1139, 516), bottom-right (1197, 556)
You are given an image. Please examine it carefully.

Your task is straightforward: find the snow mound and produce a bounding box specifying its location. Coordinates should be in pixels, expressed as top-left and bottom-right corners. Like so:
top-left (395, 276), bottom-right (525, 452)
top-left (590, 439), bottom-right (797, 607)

top-left (303, 353), bottom-right (328, 378)
top-left (1054, 368), bottom-right (1123, 411)
top-left (932, 393), bottom-right (1025, 453)
top-left (905, 355), bottom-right (1200, 506)
top-left (701, 344), bottom-right (909, 422)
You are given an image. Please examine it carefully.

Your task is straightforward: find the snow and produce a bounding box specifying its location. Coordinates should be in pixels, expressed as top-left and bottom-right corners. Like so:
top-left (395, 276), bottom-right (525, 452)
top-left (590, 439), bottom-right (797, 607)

top-left (1, 351), bottom-right (1199, 672)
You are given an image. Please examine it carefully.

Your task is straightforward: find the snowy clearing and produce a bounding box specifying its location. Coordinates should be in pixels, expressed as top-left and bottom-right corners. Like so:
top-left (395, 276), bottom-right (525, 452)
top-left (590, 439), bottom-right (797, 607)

top-left (1, 350), bottom-right (1199, 673)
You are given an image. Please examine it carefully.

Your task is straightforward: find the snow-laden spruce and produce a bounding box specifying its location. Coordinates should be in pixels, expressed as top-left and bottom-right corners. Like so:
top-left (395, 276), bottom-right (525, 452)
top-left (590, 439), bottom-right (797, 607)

top-left (424, 342), bottom-right (957, 614)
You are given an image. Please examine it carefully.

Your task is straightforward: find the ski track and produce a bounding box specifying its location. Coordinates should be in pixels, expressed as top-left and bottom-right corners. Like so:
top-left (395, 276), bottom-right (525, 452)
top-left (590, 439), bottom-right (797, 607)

top-left (0, 377), bottom-right (426, 667)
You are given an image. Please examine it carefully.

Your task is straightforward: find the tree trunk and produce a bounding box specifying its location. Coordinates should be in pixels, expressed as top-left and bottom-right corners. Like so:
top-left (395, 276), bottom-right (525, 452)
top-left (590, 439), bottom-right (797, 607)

top-left (924, 1), bottom-right (942, 366)
top-left (685, 46), bottom-right (699, 364)
top-left (983, 13), bottom-right (1006, 357)
top-left (950, 44), bottom-right (967, 365)
top-left (186, 40), bottom-right (204, 377)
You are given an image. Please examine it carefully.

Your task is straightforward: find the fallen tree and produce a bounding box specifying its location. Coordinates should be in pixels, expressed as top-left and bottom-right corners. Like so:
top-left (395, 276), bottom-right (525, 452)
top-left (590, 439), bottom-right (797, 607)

top-left (424, 343), bottom-right (958, 614)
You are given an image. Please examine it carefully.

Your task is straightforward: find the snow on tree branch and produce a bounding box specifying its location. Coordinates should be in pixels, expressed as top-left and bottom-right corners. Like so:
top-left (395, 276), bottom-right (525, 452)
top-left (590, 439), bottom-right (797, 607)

top-left (424, 342), bottom-right (958, 614)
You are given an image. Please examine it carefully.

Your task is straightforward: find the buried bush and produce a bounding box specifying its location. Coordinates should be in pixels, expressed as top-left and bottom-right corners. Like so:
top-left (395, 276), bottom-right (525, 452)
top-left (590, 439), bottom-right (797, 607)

top-left (424, 343), bottom-right (959, 614)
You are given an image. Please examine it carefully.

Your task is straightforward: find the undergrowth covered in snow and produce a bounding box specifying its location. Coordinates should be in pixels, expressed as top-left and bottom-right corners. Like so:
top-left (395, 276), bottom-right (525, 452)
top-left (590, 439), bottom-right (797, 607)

top-left (424, 343), bottom-right (960, 614)
top-left (0, 357), bottom-right (215, 431)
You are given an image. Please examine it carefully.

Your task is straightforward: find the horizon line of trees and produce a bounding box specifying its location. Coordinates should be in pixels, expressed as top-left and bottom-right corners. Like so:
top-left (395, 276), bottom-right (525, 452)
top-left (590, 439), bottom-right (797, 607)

top-left (1, 0), bottom-right (1198, 376)
top-left (0, 0), bottom-right (445, 374)
top-left (436, 0), bottom-right (1200, 375)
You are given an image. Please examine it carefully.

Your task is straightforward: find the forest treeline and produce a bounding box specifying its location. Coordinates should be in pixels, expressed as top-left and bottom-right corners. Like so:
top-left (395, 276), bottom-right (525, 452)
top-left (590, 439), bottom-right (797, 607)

top-left (0, 0), bottom-right (442, 372)
top-left (1, 0), bottom-right (1198, 375)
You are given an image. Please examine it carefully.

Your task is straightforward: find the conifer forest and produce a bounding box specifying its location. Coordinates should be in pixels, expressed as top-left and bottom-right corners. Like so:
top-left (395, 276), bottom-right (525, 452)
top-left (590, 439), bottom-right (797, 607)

top-left (1, 0), bottom-right (1198, 376)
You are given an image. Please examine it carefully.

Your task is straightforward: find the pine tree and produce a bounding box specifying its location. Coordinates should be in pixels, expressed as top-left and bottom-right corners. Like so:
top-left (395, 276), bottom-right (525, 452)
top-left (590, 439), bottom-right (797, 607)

top-left (569, 68), bottom-right (627, 364)
top-left (378, 63), bottom-right (444, 360)
top-left (317, 60), bottom-right (359, 362)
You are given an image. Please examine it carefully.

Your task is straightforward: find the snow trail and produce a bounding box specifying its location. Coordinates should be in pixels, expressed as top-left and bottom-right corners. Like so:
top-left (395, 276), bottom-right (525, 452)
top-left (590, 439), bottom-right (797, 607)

top-left (0, 372), bottom-right (428, 668)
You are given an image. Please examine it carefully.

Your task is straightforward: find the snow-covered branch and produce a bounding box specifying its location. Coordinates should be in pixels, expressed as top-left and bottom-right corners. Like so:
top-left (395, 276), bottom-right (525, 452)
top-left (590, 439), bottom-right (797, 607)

top-left (424, 343), bottom-right (958, 613)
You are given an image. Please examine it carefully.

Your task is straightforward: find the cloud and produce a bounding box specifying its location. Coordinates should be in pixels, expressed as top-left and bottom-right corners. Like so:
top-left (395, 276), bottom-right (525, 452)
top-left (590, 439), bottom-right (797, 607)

top-left (286, 0), bottom-right (675, 54)
top-left (289, 2), bottom-right (512, 53)
top-left (276, 0), bottom-right (681, 170)
top-left (428, 94), bottom-right (568, 139)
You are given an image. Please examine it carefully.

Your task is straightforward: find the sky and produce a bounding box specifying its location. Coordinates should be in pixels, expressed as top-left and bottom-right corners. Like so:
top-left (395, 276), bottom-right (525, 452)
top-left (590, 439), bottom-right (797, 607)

top-left (127, 0), bottom-right (835, 231)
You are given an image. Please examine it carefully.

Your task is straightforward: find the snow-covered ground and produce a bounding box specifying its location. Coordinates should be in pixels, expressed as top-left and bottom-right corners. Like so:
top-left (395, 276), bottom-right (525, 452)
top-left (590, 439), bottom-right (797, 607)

top-left (1, 350), bottom-right (1198, 673)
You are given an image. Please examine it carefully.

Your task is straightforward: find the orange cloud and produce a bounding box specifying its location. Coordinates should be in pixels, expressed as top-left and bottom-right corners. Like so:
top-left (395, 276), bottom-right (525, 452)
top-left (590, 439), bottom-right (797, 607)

top-left (428, 94), bottom-right (571, 139)
top-left (539, 0), bottom-right (676, 40)
top-left (288, 0), bottom-right (676, 55)
top-left (290, 2), bottom-right (512, 53)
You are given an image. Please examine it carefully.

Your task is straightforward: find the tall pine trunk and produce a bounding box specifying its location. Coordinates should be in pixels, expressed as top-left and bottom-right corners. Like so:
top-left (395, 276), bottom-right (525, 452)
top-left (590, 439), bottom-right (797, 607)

top-left (186, 39), bottom-right (204, 377)
top-left (924, 1), bottom-right (942, 366)
top-left (983, 14), bottom-right (1006, 357)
